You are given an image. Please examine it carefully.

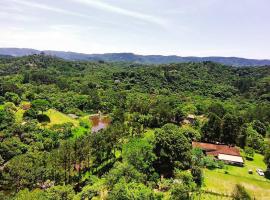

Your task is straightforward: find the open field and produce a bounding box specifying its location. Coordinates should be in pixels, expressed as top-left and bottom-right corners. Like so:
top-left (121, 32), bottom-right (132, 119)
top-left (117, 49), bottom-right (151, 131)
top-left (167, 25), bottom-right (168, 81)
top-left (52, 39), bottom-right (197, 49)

top-left (203, 153), bottom-right (270, 200)
top-left (45, 109), bottom-right (80, 127)
top-left (14, 106), bottom-right (93, 137)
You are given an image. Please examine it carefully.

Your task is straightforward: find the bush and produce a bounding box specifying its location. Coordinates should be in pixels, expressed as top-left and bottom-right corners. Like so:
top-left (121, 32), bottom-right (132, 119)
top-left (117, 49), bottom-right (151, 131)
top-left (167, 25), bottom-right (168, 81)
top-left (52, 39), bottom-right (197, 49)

top-left (203, 156), bottom-right (223, 169)
top-left (108, 180), bottom-right (156, 200)
top-left (75, 177), bottom-right (106, 200)
top-left (79, 118), bottom-right (91, 129)
top-left (46, 185), bottom-right (75, 200)
top-left (244, 146), bottom-right (254, 160)
top-left (5, 92), bottom-right (20, 105)
top-left (265, 171), bottom-right (270, 180)
top-left (191, 167), bottom-right (203, 187)
top-left (170, 184), bottom-right (191, 200)
top-left (157, 178), bottom-right (173, 192)
top-left (191, 147), bottom-right (205, 167)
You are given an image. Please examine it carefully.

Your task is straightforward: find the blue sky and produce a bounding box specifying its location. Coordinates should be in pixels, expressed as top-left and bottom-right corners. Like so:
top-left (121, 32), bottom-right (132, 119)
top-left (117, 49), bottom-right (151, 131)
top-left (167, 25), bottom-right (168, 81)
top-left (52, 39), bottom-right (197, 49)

top-left (0, 0), bottom-right (269, 58)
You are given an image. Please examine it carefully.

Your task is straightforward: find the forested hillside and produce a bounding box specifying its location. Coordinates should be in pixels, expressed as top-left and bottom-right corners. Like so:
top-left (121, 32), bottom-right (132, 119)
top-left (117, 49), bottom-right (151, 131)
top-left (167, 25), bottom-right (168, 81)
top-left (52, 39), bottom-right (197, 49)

top-left (1, 48), bottom-right (270, 66)
top-left (0, 55), bottom-right (270, 199)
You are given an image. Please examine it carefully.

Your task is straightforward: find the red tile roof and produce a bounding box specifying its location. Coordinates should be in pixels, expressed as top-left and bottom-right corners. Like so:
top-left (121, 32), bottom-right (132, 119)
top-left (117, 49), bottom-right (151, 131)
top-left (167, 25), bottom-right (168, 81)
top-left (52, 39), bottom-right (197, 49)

top-left (192, 142), bottom-right (241, 157)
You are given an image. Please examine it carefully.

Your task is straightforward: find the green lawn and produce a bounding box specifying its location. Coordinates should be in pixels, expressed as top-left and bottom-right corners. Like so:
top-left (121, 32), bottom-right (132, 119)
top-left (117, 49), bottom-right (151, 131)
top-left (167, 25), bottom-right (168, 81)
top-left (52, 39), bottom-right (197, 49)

top-left (203, 153), bottom-right (270, 199)
top-left (15, 107), bottom-right (93, 136)
top-left (45, 109), bottom-right (80, 127)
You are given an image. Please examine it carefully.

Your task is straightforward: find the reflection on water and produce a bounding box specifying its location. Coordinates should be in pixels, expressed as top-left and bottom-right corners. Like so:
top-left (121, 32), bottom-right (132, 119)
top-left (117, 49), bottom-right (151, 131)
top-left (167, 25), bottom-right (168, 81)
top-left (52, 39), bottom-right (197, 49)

top-left (90, 115), bottom-right (110, 133)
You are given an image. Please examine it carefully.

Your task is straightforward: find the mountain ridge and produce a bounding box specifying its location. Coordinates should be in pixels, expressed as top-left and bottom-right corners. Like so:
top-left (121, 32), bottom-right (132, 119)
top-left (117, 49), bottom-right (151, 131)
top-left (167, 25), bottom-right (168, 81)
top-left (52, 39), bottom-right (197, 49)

top-left (1, 48), bottom-right (270, 66)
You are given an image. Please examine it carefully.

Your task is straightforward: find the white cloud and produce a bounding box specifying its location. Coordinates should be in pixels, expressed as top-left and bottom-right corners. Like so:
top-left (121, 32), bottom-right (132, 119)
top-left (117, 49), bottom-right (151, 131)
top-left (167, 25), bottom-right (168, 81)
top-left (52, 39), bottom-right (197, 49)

top-left (9, 0), bottom-right (93, 19)
top-left (71, 0), bottom-right (167, 27)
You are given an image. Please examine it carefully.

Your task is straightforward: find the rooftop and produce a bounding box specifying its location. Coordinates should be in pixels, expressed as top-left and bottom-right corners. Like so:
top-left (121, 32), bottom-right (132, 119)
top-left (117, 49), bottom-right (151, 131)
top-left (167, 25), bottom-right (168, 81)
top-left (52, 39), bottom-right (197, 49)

top-left (192, 142), bottom-right (241, 157)
top-left (218, 154), bottom-right (244, 163)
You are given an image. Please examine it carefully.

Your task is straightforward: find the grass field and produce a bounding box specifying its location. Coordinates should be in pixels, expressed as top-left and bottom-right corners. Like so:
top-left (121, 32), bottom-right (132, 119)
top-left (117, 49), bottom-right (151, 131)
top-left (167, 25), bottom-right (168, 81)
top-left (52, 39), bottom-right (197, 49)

top-left (203, 153), bottom-right (270, 200)
top-left (45, 109), bottom-right (80, 127)
top-left (14, 106), bottom-right (93, 136)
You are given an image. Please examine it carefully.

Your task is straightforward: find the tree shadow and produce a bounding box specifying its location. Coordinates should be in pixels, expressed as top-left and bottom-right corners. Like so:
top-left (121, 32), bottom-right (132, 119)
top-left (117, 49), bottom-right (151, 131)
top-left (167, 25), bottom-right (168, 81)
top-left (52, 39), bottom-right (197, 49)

top-left (37, 114), bottom-right (50, 123)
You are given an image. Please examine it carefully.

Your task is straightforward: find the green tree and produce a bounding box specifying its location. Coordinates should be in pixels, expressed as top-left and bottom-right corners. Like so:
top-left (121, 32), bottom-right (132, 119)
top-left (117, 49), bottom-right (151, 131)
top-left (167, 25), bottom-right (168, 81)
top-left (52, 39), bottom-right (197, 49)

top-left (0, 106), bottom-right (15, 131)
top-left (46, 185), bottom-right (75, 200)
top-left (201, 113), bottom-right (221, 143)
top-left (170, 184), bottom-right (191, 200)
top-left (106, 162), bottom-right (145, 189)
top-left (244, 146), bottom-right (254, 160)
top-left (208, 103), bottom-right (226, 118)
top-left (32, 99), bottom-right (50, 114)
top-left (122, 138), bottom-right (156, 176)
top-left (191, 148), bottom-right (204, 167)
top-left (180, 126), bottom-right (201, 142)
top-left (264, 142), bottom-right (270, 178)
top-left (4, 154), bottom-right (34, 191)
top-left (14, 189), bottom-right (47, 200)
top-left (154, 124), bottom-right (192, 175)
top-left (191, 166), bottom-right (203, 187)
top-left (4, 92), bottom-right (20, 105)
top-left (0, 137), bottom-right (27, 161)
top-left (109, 180), bottom-right (157, 200)
top-left (246, 126), bottom-right (265, 152)
top-left (221, 114), bottom-right (240, 145)
top-left (252, 120), bottom-right (267, 136)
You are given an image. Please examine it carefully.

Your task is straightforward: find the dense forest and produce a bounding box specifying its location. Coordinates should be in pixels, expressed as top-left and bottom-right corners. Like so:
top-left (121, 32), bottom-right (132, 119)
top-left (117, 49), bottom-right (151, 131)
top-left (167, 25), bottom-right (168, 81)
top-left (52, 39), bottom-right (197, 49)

top-left (0, 54), bottom-right (270, 200)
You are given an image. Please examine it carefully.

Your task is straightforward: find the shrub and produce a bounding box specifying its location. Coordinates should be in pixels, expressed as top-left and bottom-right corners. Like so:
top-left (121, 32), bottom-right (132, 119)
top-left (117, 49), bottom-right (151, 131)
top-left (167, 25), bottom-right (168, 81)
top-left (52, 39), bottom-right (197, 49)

top-left (191, 167), bottom-right (203, 187)
top-left (170, 184), bottom-right (191, 200)
top-left (244, 146), bottom-right (254, 160)
top-left (108, 180), bottom-right (156, 200)
top-left (203, 156), bottom-right (223, 169)
top-left (79, 118), bottom-right (91, 129)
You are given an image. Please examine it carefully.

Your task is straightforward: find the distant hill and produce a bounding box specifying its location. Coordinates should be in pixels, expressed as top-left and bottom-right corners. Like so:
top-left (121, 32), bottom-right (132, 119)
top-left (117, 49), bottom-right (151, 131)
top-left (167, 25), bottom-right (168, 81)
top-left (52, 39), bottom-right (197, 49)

top-left (1, 48), bottom-right (270, 66)
top-left (0, 54), bottom-right (13, 59)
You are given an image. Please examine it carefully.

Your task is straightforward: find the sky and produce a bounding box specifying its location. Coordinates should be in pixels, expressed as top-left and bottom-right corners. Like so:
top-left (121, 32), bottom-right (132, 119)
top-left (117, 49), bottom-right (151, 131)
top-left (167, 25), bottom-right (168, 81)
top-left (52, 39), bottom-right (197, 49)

top-left (0, 0), bottom-right (270, 59)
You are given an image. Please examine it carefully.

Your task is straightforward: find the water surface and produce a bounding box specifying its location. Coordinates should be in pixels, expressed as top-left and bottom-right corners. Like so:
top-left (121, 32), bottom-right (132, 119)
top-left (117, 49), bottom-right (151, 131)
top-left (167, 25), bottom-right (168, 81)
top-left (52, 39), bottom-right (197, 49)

top-left (90, 115), bottom-right (110, 133)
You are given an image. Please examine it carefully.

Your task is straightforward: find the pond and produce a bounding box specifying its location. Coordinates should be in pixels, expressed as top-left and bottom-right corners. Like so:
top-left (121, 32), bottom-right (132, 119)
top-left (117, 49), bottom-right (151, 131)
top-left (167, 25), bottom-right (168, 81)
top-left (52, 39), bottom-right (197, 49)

top-left (90, 115), bottom-right (110, 133)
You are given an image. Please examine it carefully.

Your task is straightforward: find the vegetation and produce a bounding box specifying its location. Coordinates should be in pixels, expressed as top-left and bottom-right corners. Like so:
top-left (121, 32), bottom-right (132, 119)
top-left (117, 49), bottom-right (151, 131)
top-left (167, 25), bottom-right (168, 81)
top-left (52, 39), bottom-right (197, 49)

top-left (0, 54), bottom-right (269, 199)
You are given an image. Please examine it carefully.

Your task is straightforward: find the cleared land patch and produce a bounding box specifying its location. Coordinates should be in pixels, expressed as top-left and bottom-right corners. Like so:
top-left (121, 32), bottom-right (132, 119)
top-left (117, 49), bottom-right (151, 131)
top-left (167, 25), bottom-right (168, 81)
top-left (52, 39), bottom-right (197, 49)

top-left (203, 153), bottom-right (270, 199)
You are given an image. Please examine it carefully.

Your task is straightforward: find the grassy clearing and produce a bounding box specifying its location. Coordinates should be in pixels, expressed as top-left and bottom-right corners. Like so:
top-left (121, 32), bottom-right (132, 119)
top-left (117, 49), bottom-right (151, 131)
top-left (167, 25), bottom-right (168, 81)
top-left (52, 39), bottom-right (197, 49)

top-left (203, 153), bottom-right (270, 200)
top-left (45, 109), bottom-right (80, 127)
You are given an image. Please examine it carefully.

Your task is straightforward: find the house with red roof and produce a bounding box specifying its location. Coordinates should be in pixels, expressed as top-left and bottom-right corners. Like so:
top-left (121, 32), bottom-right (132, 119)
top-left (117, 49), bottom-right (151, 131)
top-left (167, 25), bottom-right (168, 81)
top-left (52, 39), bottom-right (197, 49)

top-left (192, 142), bottom-right (244, 166)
